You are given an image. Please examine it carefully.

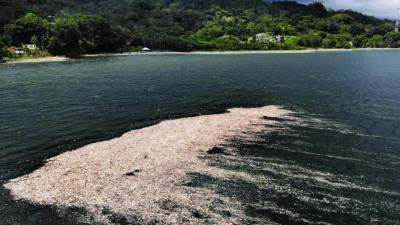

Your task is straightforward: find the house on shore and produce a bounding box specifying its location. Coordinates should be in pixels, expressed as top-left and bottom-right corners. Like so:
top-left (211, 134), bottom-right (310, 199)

top-left (7, 47), bottom-right (25, 56)
top-left (9, 47), bottom-right (25, 55)
top-left (25, 44), bottom-right (37, 51)
top-left (248, 33), bottom-right (286, 43)
top-left (255, 33), bottom-right (276, 42)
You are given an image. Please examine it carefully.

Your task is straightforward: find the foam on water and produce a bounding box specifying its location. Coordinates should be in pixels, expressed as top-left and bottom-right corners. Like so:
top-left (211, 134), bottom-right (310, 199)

top-left (200, 113), bottom-right (400, 224)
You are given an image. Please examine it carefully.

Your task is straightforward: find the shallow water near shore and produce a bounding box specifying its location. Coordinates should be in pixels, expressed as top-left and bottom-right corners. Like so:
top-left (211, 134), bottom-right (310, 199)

top-left (1, 51), bottom-right (400, 224)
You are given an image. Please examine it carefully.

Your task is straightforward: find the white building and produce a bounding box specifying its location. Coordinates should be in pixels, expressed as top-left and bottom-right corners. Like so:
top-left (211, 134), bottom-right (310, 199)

top-left (248, 33), bottom-right (285, 43)
top-left (15, 48), bottom-right (25, 55)
top-left (255, 33), bottom-right (276, 43)
top-left (25, 44), bottom-right (37, 50)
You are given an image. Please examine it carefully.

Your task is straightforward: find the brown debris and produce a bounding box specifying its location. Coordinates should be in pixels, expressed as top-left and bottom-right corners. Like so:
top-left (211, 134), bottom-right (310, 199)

top-left (4, 106), bottom-right (291, 224)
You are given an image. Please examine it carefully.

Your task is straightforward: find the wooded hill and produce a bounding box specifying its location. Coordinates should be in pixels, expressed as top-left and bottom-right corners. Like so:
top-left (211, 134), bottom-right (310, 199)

top-left (0, 0), bottom-right (399, 57)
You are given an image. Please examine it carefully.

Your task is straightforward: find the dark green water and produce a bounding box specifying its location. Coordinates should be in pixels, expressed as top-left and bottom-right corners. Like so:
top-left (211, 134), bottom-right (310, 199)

top-left (0, 51), bottom-right (399, 224)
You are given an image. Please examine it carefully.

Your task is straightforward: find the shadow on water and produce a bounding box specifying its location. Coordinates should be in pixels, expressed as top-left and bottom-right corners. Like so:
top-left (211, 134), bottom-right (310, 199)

top-left (0, 186), bottom-right (94, 225)
top-left (185, 114), bottom-right (400, 225)
top-left (0, 185), bottom-right (156, 225)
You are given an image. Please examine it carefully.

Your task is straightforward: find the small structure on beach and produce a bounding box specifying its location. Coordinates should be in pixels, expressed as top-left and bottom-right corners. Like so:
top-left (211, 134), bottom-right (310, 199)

top-left (142, 47), bottom-right (151, 52)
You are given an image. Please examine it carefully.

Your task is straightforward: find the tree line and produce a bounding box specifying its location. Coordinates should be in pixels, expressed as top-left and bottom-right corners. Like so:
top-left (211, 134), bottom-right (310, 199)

top-left (1, 0), bottom-right (399, 58)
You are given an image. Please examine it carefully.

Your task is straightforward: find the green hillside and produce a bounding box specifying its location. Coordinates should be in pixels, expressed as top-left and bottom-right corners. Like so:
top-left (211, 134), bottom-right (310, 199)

top-left (1, 0), bottom-right (399, 58)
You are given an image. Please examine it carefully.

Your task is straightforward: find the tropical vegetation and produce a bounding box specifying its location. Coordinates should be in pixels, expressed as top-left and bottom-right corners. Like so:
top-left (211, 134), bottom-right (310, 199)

top-left (0, 0), bottom-right (399, 60)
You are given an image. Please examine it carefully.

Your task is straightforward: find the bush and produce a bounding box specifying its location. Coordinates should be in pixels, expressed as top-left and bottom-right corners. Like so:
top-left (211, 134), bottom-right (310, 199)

top-left (367, 35), bottom-right (388, 48)
top-left (353, 35), bottom-right (368, 48)
top-left (385, 32), bottom-right (400, 47)
top-left (321, 37), bottom-right (337, 48)
top-left (335, 34), bottom-right (352, 48)
top-left (298, 33), bottom-right (322, 48)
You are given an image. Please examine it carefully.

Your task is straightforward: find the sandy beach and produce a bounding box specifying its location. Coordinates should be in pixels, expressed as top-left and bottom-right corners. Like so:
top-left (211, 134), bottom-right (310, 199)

top-left (83, 48), bottom-right (400, 57)
top-left (5, 105), bottom-right (292, 224)
top-left (5, 56), bottom-right (69, 64)
top-left (3, 48), bottom-right (399, 65)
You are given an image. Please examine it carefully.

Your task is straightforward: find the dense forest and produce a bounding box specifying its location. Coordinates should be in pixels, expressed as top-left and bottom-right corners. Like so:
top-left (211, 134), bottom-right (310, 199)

top-left (0, 0), bottom-right (399, 59)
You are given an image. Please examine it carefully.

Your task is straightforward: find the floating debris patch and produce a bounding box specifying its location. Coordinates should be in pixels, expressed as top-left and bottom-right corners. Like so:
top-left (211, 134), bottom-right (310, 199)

top-left (4, 105), bottom-right (292, 224)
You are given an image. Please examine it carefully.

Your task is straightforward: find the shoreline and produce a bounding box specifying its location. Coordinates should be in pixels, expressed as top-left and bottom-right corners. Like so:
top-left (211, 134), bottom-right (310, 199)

top-left (2, 48), bottom-right (399, 65)
top-left (84, 47), bottom-right (400, 57)
top-left (4, 56), bottom-right (69, 64)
